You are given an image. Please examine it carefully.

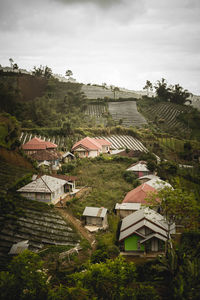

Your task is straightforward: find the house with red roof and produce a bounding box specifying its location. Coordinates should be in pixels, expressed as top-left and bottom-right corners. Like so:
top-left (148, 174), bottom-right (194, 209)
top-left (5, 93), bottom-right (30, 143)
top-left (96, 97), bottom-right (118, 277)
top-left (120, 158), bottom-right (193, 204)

top-left (71, 137), bottom-right (112, 158)
top-left (122, 183), bottom-right (160, 206)
top-left (22, 137), bottom-right (57, 155)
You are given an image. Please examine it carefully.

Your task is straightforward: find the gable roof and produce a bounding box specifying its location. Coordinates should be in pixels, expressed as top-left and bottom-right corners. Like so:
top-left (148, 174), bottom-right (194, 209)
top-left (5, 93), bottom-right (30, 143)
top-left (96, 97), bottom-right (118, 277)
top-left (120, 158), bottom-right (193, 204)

top-left (120, 207), bottom-right (168, 232)
top-left (146, 178), bottom-right (172, 190)
top-left (49, 174), bottom-right (77, 182)
top-left (22, 137), bottom-right (57, 151)
top-left (17, 175), bottom-right (67, 193)
top-left (72, 137), bottom-right (111, 151)
top-left (126, 161), bottom-right (149, 172)
top-left (62, 151), bottom-right (75, 158)
top-left (30, 150), bottom-right (60, 161)
top-left (94, 139), bottom-right (112, 146)
top-left (122, 183), bottom-right (158, 204)
top-left (115, 202), bottom-right (141, 211)
top-left (119, 207), bottom-right (175, 242)
top-left (83, 207), bottom-right (107, 218)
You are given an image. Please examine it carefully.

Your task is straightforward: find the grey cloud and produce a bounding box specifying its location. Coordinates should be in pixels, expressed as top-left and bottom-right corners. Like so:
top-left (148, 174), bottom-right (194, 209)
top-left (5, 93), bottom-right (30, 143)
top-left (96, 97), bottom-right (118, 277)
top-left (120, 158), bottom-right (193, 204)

top-left (51, 0), bottom-right (123, 8)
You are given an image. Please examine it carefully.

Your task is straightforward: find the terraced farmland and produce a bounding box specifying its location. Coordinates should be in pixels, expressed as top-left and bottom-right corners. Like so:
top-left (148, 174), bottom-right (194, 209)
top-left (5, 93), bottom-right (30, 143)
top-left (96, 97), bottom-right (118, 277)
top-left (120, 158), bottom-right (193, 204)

top-left (95, 135), bottom-right (148, 152)
top-left (108, 101), bottom-right (147, 128)
top-left (140, 102), bottom-right (191, 133)
top-left (81, 85), bottom-right (141, 99)
top-left (85, 103), bottom-right (107, 117)
top-left (0, 159), bottom-right (32, 192)
top-left (20, 132), bottom-right (74, 149)
top-left (20, 132), bottom-right (148, 153)
top-left (0, 201), bottom-right (80, 267)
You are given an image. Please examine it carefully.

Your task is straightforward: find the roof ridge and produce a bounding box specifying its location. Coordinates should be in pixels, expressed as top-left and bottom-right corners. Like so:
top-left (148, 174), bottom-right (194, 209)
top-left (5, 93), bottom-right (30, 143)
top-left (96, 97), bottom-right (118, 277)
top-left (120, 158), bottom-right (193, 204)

top-left (40, 175), bottom-right (53, 193)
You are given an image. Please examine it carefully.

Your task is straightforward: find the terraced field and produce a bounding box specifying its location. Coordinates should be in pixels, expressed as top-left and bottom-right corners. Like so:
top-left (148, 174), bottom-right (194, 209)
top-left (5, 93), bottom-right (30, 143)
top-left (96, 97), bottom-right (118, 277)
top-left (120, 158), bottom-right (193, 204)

top-left (0, 201), bottom-right (80, 267)
top-left (140, 102), bottom-right (191, 133)
top-left (95, 135), bottom-right (148, 152)
top-left (0, 159), bottom-right (32, 192)
top-left (20, 132), bottom-right (72, 149)
top-left (81, 85), bottom-right (141, 100)
top-left (20, 132), bottom-right (148, 153)
top-left (108, 101), bottom-right (147, 128)
top-left (85, 103), bottom-right (107, 117)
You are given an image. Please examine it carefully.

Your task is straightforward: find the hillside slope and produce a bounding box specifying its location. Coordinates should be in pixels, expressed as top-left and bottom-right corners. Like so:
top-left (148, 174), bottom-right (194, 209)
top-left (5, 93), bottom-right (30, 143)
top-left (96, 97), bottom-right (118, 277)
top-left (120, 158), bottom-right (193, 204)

top-left (81, 85), bottom-right (141, 99)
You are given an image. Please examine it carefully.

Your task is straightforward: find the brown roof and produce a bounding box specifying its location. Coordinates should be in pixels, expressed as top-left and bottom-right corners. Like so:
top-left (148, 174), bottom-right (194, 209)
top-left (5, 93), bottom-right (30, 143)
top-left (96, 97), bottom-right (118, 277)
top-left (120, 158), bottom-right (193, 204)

top-left (30, 150), bottom-right (60, 161)
top-left (22, 137), bottom-right (57, 151)
top-left (50, 174), bottom-right (77, 182)
top-left (122, 183), bottom-right (159, 204)
top-left (72, 137), bottom-right (111, 151)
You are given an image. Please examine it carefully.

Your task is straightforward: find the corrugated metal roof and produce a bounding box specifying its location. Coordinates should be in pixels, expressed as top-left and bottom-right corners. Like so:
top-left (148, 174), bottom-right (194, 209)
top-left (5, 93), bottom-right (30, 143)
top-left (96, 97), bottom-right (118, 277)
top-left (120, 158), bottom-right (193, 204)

top-left (139, 174), bottom-right (160, 181)
top-left (126, 161), bottom-right (149, 172)
top-left (17, 175), bottom-right (67, 193)
top-left (9, 240), bottom-right (29, 254)
top-left (140, 233), bottom-right (167, 243)
top-left (62, 151), bottom-right (75, 158)
top-left (119, 208), bottom-right (175, 241)
top-left (115, 203), bottom-right (141, 210)
top-left (146, 178), bottom-right (172, 190)
top-left (83, 207), bottom-right (107, 218)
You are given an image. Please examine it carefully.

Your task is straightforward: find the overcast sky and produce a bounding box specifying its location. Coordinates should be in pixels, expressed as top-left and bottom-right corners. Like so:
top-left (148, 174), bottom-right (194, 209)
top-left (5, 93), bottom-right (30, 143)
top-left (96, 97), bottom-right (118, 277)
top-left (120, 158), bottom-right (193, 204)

top-left (0, 0), bottom-right (200, 94)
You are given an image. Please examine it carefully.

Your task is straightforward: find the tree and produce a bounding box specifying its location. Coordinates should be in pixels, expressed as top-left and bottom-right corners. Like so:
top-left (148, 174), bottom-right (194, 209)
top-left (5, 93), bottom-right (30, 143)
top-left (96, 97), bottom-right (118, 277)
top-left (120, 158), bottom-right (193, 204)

top-left (43, 66), bottom-right (53, 79)
top-left (0, 250), bottom-right (49, 300)
top-left (32, 65), bottom-right (44, 77)
top-left (65, 69), bottom-right (73, 79)
top-left (169, 84), bottom-right (190, 105)
top-left (146, 184), bottom-right (199, 231)
top-left (12, 63), bottom-right (19, 71)
top-left (111, 86), bottom-right (120, 100)
top-left (71, 256), bottom-right (137, 299)
top-left (9, 58), bottom-right (14, 68)
top-left (143, 80), bottom-right (153, 97)
top-left (32, 65), bottom-right (52, 78)
top-left (154, 78), bottom-right (170, 101)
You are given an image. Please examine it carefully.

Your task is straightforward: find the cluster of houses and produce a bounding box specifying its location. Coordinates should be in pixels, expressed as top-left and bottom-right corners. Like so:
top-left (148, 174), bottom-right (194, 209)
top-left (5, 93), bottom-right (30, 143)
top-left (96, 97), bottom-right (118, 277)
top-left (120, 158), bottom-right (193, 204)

top-left (80, 161), bottom-right (175, 254)
top-left (18, 136), bottom-right (175, 255)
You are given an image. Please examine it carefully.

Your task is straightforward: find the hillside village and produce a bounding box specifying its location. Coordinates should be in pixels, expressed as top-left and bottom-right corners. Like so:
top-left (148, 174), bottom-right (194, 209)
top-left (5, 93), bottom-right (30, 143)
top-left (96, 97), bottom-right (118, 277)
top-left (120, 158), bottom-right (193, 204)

top-left (0, 66), bottom-right (200, 299)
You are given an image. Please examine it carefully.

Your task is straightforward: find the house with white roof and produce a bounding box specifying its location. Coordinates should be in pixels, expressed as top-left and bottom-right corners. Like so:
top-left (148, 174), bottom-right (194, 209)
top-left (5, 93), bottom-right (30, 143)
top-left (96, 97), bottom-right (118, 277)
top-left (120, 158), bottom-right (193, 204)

top-left (17, 175), bottom-right (72, 204)
top-left (119, 207), bottom-right (175, 253)
top-left (82, 207), bottom-right (108, 231)
top-left (126, 161), bottom-right (151, 178)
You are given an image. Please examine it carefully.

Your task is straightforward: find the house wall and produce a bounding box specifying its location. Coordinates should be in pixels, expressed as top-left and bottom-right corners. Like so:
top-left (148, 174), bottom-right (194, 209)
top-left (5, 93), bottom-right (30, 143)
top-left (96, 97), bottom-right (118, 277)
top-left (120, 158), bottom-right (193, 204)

top-left (88, 150), bottom-right (99, 158)
top-left (86, 216), bottom-right (103, 226)
top-left (124, 235), bottom-right (145, 251)
top-left (102, 215), bottom-right (108, 227)
top-left (116, 209), bottom-right (137, 219)
top-left (20, 192), bottom-right (51, 203)
top-left (101, 145), bottom-right (110, 153)
top-left (74, 147), bottom-right (89, 158)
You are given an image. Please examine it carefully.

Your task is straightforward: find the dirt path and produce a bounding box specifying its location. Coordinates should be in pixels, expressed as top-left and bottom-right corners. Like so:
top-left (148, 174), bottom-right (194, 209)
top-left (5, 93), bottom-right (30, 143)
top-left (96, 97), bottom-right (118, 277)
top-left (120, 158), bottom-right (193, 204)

top-left (56, 208), bottom-right (96, 249)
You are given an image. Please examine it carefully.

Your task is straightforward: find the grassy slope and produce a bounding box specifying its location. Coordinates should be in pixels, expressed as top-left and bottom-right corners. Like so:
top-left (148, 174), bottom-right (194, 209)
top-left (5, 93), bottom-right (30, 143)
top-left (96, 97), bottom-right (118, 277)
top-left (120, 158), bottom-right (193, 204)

top-left (69, 158), bottom-right (135, 218)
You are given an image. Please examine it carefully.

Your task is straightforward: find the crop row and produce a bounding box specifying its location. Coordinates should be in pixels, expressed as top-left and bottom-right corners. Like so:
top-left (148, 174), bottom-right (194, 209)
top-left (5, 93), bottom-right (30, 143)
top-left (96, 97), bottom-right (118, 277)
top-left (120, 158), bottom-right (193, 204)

top-left (85, 104), bottom-right (107, 117)
top-left (96, 135), bottom-right (148, 152)
top-left (0, 204), bottom-right (79, 259)
top-left (108, 101), bottom-right (147, 128)
top-left (144, 102), bottom-right (190, 132)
